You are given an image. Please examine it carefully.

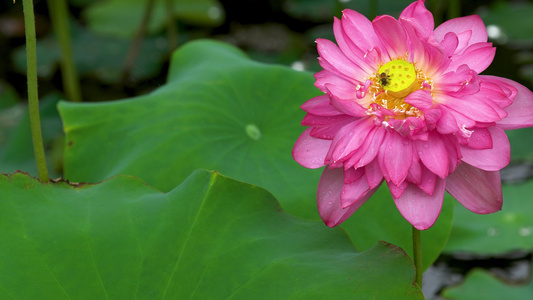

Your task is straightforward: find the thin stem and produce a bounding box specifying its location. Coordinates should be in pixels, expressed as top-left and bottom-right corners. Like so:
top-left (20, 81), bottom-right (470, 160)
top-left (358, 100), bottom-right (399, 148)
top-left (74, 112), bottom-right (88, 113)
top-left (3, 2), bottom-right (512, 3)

top-left (22, 0), bottom-right (49, 183)
top-left (47, 0), bottom-right (82, 102)
top-left (121, 0), bottom-right (157, 84)
top-left (165, 0), bottom-right (178, 51)
top-left (412, 226), bottom-right (423, 288)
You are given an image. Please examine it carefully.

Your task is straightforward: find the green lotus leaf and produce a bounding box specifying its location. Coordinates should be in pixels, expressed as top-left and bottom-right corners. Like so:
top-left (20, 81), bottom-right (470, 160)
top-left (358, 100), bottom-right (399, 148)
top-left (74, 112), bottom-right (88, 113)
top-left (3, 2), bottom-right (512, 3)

top-left (0, 170), bottom-right (423, 299)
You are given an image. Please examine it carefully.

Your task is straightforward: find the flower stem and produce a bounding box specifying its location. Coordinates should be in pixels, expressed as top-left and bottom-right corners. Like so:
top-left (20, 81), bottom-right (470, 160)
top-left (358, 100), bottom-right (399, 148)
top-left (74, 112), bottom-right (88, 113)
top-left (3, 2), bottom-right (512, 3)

top-left (22, 0), bottom-right (49, 183)
top-left (121, 0), bottom-right (156, 84)
top-left (412, 226), bottom-right (423, 288)
top-left (165, 0), bottom-right (178, 51)
top-left (47, 0), bottom-right (82, 102)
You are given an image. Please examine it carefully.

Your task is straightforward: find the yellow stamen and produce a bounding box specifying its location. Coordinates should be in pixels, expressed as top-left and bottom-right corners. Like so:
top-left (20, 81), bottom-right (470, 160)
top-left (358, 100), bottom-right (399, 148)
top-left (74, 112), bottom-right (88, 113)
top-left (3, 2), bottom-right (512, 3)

top-left (378, 60), bottom-right (417, 97)
top-left (368, 59), bottom-right (430, 118)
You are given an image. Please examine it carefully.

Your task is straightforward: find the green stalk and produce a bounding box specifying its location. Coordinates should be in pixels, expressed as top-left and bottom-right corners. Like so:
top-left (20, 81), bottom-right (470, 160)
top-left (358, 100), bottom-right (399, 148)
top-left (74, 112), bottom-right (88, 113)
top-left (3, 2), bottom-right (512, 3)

top-left (22, 0), bottom-right (49, 183)
top-left (412, 226), bottom-right (423, 288)
top-left (122, 0), bottom-right (157, 84)
top-left (165, 0), bottom-right (178, 51)
top-left (47, 0), bottom-right (82, 102)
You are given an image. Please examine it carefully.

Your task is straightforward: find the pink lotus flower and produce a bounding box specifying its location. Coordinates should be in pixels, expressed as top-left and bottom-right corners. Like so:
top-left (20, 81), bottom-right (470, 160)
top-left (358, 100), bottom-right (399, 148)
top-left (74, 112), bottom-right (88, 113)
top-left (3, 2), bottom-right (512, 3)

top-left (293, 0), bottom-right (533, 230)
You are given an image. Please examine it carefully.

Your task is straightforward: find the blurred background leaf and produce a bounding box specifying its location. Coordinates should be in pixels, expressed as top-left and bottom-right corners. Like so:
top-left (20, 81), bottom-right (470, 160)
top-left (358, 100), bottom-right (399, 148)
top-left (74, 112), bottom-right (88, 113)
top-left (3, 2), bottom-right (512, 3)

top-left (12, 22), bottom-right (169, 84)
top-left (83, 0), bottom-right (224, 38)
top-left (442, 267), bottom-right (533, 300)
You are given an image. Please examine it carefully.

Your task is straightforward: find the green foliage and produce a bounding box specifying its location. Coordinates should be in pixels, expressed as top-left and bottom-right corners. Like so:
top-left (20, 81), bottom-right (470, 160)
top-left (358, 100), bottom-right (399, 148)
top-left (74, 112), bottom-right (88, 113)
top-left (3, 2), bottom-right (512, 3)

top-left (442, 268), bottom-right (533, 299)
top-left (12, 22), bottom-right (168, 84)
top-left (83, 0), bottom-right (225, 38)
top-left (0, 170), bottom-right (423, 299)
top-left (59, 39), bottom-right (453, 271)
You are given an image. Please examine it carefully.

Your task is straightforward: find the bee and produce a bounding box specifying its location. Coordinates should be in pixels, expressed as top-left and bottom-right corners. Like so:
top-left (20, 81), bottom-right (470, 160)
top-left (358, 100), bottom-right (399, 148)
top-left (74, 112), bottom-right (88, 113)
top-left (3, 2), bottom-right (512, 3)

top-left (379, 69), bottom-right (391, 86)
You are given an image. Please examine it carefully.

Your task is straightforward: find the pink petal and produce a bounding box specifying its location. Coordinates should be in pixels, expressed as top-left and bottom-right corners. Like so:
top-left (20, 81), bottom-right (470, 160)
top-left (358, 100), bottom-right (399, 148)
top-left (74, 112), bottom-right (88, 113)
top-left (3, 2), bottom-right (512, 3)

top-left (341, 9), bottom-right (383, 55)
top-left (341, 168), bottom-right (371, 208)
top-left (387, 180), bottom-right (409, 199)
top-left (344, 166), bottom-right (365, 183)
top-left (327, 118), bottom-right (374, 166)
top-left (405, 90), bottom-right (433, 111)
top-left (436, 64), bottom-right (480, 95)
top-left (365, 158), bottom-right (384, 189)
top-left (318, 167), bottom-right (378, 227)
top-left (438, 93), bottom-right (501, 124)
top-left (302, 113), bottom-right (353, 126)
top-left (415, 131), bottom-right (449, 178)
top-left (460, 126), bottom-right (510, 171)
top-left (293, 128), bottom-right (331, 168)
top-left (435, 107), bottom-right (459, 134)
top-left (345, 126), bottom-right (386, 168)
top-left (314, 70), bottom-right (352, 94)
top-left (467, 127), bottom-right (492, 150)
top-left (441, 32), bottom-right (459, 58)
top-left (324, 84), bottom-right (370, 117)
top-left (434, 15), bottom-right (488, 51)
top-left (448, 43), bottom-right (495, 74)
top-left (333, 17), bottom-right (375, 75)
top-left (380, 132), bottom-right (413, 186)
top-left (372, 15), bottom-right (408, 59)
top-left (406, 152), bottom-right (422, 185)
top-left (483, 76), bottom-right (533, 130)
top-left (446, 162), bottom-right (502, 214)
top-left (440, 134), bottom-right (462, 174)
top-left (316, 38), bottom-right (365, 81)
top-left (400, 0), bottom-right (434, 36)
top-left (401, 19), bottom-right (448, 77)
top-left (393, 177), bottom-right (446, 230)
top-left (477, 76), bottom-right (513, 109)
top-left (310, 116), bottom-right (355, 140)
top-left (417, 165), bottom-right (437, 196)
top-left (301, 95), bottom-right (342, 116)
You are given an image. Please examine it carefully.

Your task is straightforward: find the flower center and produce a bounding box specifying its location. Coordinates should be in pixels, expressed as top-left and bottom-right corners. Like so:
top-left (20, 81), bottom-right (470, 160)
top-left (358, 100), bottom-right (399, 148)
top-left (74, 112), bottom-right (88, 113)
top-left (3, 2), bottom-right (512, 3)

top-left (368, 59), bottom-right (430, 118)
top-left (378, 60), bottom-right (416, 95)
